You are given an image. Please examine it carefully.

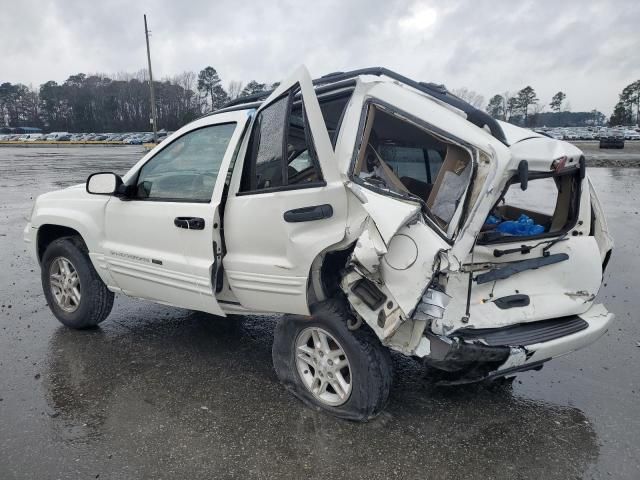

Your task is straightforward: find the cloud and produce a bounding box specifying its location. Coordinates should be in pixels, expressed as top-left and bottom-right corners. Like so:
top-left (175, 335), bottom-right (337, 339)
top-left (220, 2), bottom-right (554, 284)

top-left (1, 0), bottom-right (638, 114)
top-left (397, 4), bottom-right (438, 35)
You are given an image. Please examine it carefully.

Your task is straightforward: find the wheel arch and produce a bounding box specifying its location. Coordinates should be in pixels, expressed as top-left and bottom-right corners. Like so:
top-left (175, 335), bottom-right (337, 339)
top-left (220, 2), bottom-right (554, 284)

top-left (307, 244), bottom-right (356, 308)
top-left (37, 224), bottom-right (86, 262)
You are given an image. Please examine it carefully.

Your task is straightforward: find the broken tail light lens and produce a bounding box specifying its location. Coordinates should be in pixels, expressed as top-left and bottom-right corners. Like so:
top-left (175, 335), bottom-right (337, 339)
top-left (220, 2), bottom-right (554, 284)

top-left (551, 156), bottom-right (568, 172)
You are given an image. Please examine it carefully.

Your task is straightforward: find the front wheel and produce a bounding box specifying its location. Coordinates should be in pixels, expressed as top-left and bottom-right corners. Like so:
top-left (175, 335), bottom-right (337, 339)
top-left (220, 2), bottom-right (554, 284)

top-left (41, 236), bottom-right (114, 329)
top-left (272, 299), bottom-right (392, 421)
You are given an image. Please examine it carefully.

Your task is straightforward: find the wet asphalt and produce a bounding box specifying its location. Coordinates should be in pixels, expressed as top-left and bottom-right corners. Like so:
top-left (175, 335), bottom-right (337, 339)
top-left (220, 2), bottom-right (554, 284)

top-left (0, 146), bottom-right (638, 479)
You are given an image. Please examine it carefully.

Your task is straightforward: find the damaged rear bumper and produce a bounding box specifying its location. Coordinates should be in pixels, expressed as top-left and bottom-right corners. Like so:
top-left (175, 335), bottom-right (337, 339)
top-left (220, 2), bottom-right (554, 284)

top-left (421, 303), bottom-right (613, 383)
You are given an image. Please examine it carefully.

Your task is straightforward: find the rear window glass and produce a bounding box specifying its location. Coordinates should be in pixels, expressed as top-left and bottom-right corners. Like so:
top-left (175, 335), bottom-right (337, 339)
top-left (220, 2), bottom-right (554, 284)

top-left (479, 171), bottom-right (581, 242)
top-left (503, 177), bottom-right (557, 216)
top-left (353, 104), bottom-right (472, 231)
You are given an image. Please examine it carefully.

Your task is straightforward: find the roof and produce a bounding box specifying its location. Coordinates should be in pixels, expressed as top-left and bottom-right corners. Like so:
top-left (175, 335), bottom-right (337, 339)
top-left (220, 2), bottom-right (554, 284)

top-left (213, 67), bottom-right (506, 145)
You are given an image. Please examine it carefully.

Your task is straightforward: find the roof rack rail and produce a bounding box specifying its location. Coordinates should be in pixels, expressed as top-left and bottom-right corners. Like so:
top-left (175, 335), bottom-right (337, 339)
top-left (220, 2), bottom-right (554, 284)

top-left (310, 67), bottom-right (506, 143)
top-left (219, 77), bottom-right (357, 111)
top-left (216, 67), bottom-right (506, 144)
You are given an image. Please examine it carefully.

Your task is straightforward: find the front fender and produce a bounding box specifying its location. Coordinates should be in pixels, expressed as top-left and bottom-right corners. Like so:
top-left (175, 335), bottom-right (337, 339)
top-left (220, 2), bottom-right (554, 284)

top-left (30, 186), bottom-right (111, 256)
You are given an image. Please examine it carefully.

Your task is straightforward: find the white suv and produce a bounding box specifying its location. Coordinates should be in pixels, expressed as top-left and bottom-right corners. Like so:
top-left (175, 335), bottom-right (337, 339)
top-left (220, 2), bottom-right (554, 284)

top-left (25, 66), bottom-right (614, 420)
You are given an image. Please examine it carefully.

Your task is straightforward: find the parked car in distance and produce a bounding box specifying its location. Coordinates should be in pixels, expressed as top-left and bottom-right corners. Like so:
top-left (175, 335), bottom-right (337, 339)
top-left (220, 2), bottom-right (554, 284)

top-left (599, 130), bottom-right (625, 149)
top-left (45, 132), bottom-right (70, 141)
top-left (124, 134), bottom-right (144, 144)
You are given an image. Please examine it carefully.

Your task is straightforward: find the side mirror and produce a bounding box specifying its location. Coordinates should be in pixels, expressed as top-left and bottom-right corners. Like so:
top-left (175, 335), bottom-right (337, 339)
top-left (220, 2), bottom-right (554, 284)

top-left (518, 160), bottom-right (529, 191)
top-left (86, 172), bottom-right (123, 195)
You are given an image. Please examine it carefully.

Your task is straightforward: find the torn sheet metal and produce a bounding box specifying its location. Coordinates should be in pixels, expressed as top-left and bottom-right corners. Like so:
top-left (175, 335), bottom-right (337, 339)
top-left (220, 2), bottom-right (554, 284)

top-left (413, 288), bottom-right (451, 322)
top-left (496, 347), bottom-right (527, 371)
top-left (339, 85), bottom-right (613, 375)
top-left (379, 219), bottom-right (449, 316)
top-left (352, 217), bottom-right (387, 278)
top-left (346, 182), bottom-right (420, 244)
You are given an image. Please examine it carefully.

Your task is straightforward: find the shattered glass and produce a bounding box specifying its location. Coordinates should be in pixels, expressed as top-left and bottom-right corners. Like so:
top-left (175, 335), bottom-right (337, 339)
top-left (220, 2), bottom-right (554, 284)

top-left (252, 95), bottom-right (289, 190)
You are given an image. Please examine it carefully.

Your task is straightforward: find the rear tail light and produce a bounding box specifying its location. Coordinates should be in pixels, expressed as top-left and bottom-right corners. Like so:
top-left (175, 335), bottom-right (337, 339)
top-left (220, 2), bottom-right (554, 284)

top-left (551, 156), bottom-right (568, 172)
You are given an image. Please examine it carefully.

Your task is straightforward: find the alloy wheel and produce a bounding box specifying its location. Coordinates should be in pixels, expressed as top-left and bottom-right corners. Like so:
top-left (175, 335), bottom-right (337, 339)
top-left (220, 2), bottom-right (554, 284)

top-left (49, 256), bottom-right (81, 313)
top-left (295, 326), bottom-right (352, 406)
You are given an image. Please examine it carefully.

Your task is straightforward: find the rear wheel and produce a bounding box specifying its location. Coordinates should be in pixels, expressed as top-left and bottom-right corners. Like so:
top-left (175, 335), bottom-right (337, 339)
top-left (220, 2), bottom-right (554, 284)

top-left (41, 236), bottom-right (114, 329)
top-left (272, 299), bottom-right (392, 421)
top-left (294, 326), bottom-right (352, 406)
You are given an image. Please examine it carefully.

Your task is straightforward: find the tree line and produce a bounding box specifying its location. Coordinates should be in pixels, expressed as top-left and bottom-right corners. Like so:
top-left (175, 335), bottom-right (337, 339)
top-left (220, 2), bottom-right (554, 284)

top-left (1, 66), bottom-right (638, 132)
top-left (485, 87), bottom-right (603, 127)
top-left (484, 81), bottom-right (640, 128)
top-left (609, 81), bottom-right (640, 126)
top-left (0, 67), bottom-right (276, 132)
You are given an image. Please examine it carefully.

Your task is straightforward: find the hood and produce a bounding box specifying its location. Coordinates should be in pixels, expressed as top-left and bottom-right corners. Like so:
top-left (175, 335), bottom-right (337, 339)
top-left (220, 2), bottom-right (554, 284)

top-left (38, 183), bottom-right (87, 202)
top-left (32, 183), bottom-right (102, 220)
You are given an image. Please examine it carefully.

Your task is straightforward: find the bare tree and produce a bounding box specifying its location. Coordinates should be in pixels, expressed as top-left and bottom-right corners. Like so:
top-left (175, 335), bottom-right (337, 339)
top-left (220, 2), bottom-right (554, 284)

top-left (175, 71), bottom-right (196, 93)
top-left (531, 103), bottom-right (545, 114)
top-left (451, 87), bottom-right (485, 109)
top-left (227, 81), bottom-right (243, 100)
top-left (175, 71), bottom-right (199, 112)
top-left (528, 102), bottom-right (546, 127)
top-left (501, 91), bottom-right (514, 120)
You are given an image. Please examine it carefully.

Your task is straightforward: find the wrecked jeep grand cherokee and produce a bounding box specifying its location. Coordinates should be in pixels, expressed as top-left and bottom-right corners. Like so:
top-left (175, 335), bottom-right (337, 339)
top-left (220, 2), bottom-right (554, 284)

top-left (25, 66), bottom-right (614, 420)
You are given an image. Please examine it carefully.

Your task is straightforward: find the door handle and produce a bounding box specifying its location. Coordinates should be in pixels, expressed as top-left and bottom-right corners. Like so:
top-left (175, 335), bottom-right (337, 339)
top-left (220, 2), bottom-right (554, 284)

top-left (174, 217), bottom-right (205, 230)
top-left (283, 204), bottom-right (333, 223)
top-left (494, 294), bottom-right (530, 309)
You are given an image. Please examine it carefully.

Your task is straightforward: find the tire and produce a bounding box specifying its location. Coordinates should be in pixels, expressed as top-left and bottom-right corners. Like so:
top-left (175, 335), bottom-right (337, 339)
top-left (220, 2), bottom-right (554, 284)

top-left (272, 299), bottom-right (392, 421)
top-left (41, 236), bottom-right (114, 329)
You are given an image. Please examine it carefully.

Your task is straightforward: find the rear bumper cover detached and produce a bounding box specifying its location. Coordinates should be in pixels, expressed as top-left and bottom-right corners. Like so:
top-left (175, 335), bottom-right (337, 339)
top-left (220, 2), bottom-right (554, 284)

top-left (422, 303), bottom-right (613, 383)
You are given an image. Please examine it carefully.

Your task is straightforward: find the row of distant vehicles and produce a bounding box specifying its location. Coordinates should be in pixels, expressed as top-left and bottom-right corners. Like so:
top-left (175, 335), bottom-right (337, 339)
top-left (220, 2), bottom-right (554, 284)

top-left (534, 126), bottom-right (640, 149)
top-left (0, 131), bottom-right (171, 144)
top-left (3, 125), bottom-right (638, 149)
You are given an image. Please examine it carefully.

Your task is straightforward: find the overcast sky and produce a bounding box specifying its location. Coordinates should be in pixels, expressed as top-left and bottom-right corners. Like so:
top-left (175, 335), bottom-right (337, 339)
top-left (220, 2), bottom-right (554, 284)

top-left (1, 0), bottom-right (638, 114)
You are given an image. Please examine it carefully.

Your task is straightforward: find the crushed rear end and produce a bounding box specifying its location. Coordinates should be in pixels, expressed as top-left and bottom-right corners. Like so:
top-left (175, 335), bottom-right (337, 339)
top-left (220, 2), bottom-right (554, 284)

top-left (338, 94), bottom-right (613, 382)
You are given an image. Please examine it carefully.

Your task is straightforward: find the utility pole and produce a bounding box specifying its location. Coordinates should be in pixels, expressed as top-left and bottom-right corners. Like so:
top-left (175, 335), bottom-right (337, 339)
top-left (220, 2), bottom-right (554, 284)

top-left (144, 14), bottom-right (158, 143)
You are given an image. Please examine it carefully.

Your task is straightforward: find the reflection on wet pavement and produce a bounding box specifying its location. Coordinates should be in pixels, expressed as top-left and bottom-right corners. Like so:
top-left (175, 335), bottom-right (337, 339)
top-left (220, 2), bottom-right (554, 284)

top-left (42, 307), bottom-right (599, 479)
